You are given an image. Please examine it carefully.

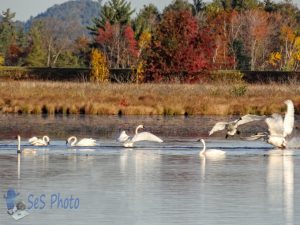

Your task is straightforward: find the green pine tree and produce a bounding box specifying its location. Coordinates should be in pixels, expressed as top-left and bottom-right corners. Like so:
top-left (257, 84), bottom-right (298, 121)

top-left (26, 22), bottom-right (47, 67)
top-left (133, 4), bottom-right (160, 38)
top-left (88, 0), bottom-right (134, 37)
top-left (232, 39), bottom-right (250, 70)
top-left (0, 9), bottom-right (16, 62)
top-left (56, 50), bottom-right (81, 67)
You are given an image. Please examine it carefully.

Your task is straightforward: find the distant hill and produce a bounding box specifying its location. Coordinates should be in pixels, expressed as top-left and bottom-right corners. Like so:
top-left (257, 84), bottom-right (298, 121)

top-left (25, 0), bottom-right (101, 38)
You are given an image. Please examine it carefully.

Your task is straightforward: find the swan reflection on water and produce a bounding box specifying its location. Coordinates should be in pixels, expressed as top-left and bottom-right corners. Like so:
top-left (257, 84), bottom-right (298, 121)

top-left (267, 152), bottom-right (294, 225)
top-left (22, 148), bottom-right (38, 155)
top-left (119, 149), bottom-right (162, 175)
top-left (17, 148), bottom-right (50, 180)
top-left (119, 149), bottom-right (131, 173)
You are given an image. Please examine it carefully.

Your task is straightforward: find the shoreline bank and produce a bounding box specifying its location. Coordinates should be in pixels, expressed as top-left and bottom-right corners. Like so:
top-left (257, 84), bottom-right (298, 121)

top-left (1, 81), bottom-right (299, 115)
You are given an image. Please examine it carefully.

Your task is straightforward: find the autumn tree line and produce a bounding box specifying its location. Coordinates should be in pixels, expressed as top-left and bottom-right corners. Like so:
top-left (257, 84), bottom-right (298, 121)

top-left (1, 0), bottom-right (300, 83)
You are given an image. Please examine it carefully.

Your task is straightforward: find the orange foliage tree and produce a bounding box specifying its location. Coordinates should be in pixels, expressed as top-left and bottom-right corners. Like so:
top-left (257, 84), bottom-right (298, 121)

top-left (278, 25), bottom-right (300, 70)
top-left (208, 10), bottom-right (240, 70)
top-left (135, 31), bottom-right (151, 83)
top-left (241, 9), bottom-right (279, 70)
top-left (90, 48), bottom-right (109, 82)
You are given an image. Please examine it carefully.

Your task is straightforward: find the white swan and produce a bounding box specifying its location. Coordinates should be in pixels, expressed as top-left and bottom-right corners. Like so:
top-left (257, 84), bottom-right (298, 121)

top-left (117, 124), bottom-right (163, 147)
top-left (243, 100), bottom-right (294, 148)
top-left (17, 135), bottom-right (41, 155)
top-left (209, 114), bottom-right (265, 138)
top-left (199, 139), bottom-right (226, 157)
top-left (28, 136), bottom-right (50, 146)
top-left (66, 136), bottom-right (97, 147)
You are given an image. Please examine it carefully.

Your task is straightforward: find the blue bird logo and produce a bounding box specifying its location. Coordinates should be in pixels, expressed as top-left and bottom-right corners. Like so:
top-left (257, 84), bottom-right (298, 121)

top-left (4, 188), bottom-right (20, 214)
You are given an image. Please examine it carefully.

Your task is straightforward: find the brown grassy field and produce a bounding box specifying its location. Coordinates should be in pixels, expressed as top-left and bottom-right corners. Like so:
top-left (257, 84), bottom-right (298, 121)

top-left (0, 81), bottom-right (299, 115)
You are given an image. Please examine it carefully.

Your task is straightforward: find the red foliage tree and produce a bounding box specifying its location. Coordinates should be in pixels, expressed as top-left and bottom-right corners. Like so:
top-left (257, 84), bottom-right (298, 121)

top-left (144, 9), bottom-right (215, 83)
top-left (208, 11), bottom-right (237, 70)
top-left (96, 22), bottom-right (138, 68)
top-left (6, 43), bottom-right (23, 66)
top-left (123, 26), bottom-right (138, 58)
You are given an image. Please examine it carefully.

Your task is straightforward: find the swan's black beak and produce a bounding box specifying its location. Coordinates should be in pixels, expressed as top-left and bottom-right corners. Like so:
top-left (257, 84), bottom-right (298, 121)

top-left (47, 141), bottom-right (50, 145)
top-left (196, 139), bottom-right (201, 142)
top-left (225, 134), bottom-right (228, 139)
top-left (65, 140), bottom-right (68, 145)
top-left (236, 130), bottom-right (241, 135)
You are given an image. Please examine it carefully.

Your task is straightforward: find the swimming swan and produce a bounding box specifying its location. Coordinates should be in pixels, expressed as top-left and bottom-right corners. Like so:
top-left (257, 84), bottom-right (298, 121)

top-left (243, 100), bottom-right (294, 149)
top-left (66, 136), bottom-right (97, 147)
top-left (209, 114), bottom-right (265, 138)
top-left (117, 125), bottom-right (163, 147)
top-left (199, 139), bottom-right (226, 157)
top-left (28, 136), bottom-right (50, 146)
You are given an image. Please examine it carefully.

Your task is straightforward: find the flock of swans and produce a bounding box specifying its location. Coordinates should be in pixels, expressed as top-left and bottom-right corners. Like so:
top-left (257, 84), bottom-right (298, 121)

top-left (17, 99), bottom-right (296, 157)
top-left (204, 99), bottom-right (295, 156)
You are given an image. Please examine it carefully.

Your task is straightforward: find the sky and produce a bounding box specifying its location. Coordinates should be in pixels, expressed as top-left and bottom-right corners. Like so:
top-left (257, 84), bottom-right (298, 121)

top-left (1, 0), bottom-right (174, 22)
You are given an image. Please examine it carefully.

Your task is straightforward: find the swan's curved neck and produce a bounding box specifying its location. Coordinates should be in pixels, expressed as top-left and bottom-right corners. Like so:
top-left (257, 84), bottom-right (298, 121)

top-left (69, 136), bottom-right (77, 146)
top-left (43, 136), bottom-right (49, 142)
top-left (135, 125), bottom-right (143, 134)
top-left (200, 140), bottom-right (206, 155)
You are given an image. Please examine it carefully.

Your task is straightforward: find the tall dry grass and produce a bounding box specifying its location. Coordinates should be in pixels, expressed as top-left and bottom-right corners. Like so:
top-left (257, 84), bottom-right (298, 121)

top-left (0, 81), bottom-right (299, 115)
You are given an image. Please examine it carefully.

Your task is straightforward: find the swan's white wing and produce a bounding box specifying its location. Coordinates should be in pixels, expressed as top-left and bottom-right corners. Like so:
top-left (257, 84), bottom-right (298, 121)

top-left (28, 137), bottom-right (38, 144)
top-left (117, 131), bottom-right (130, 142)
top-left (206, 149), bottom-right (226, 155)
top-left (29, 137), bottom-right (48, 146)
top-left (266, 113), bottom-right (284, 136)
top-left (209, 122), bottom-right (228, 135)
top-left (283, 100), bottom-right (294, 137)
top-left (241, 132), bottom-right (267, 141)
top-left (131, 132), bottom-right (163, 143)
top-left (236, 114), bottom-right (266, 126)
top-left (30, 139), bottom-right (47, 146)
top-left (76, 138), bottom-right (96, 146)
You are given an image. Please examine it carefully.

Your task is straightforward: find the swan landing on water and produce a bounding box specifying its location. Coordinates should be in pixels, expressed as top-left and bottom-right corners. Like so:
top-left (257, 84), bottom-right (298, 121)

top-left (209, 114), bottom-right (265, 138)
top-left (243, 100), bottom-right (294, 149)
top-left (198, 139), bottom-right (226, 157)
top-left (28, 136), bottom-right (50, 146)
top-left (117, 125), bottom-right (163, 147)
top-left (66, 136), bottom-right (97, 147)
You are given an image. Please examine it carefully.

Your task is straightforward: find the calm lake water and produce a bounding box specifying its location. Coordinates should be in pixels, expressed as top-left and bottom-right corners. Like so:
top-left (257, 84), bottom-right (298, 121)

top-left (0, 114), bottom-right (300, 225)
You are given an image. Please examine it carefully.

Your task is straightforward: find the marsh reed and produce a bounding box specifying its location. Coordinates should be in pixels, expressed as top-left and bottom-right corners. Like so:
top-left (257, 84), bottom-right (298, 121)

top-left (0, 81), bottom-right (299, 115)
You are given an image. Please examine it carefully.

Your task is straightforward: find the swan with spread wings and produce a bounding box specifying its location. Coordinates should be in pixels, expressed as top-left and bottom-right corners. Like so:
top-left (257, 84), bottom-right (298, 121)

top-left (117, 125), bottom-right (163, 147)
top-left (209, 114), bottom-right (265, 138)
top-left (243, 100), bottom-right (294, 149)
